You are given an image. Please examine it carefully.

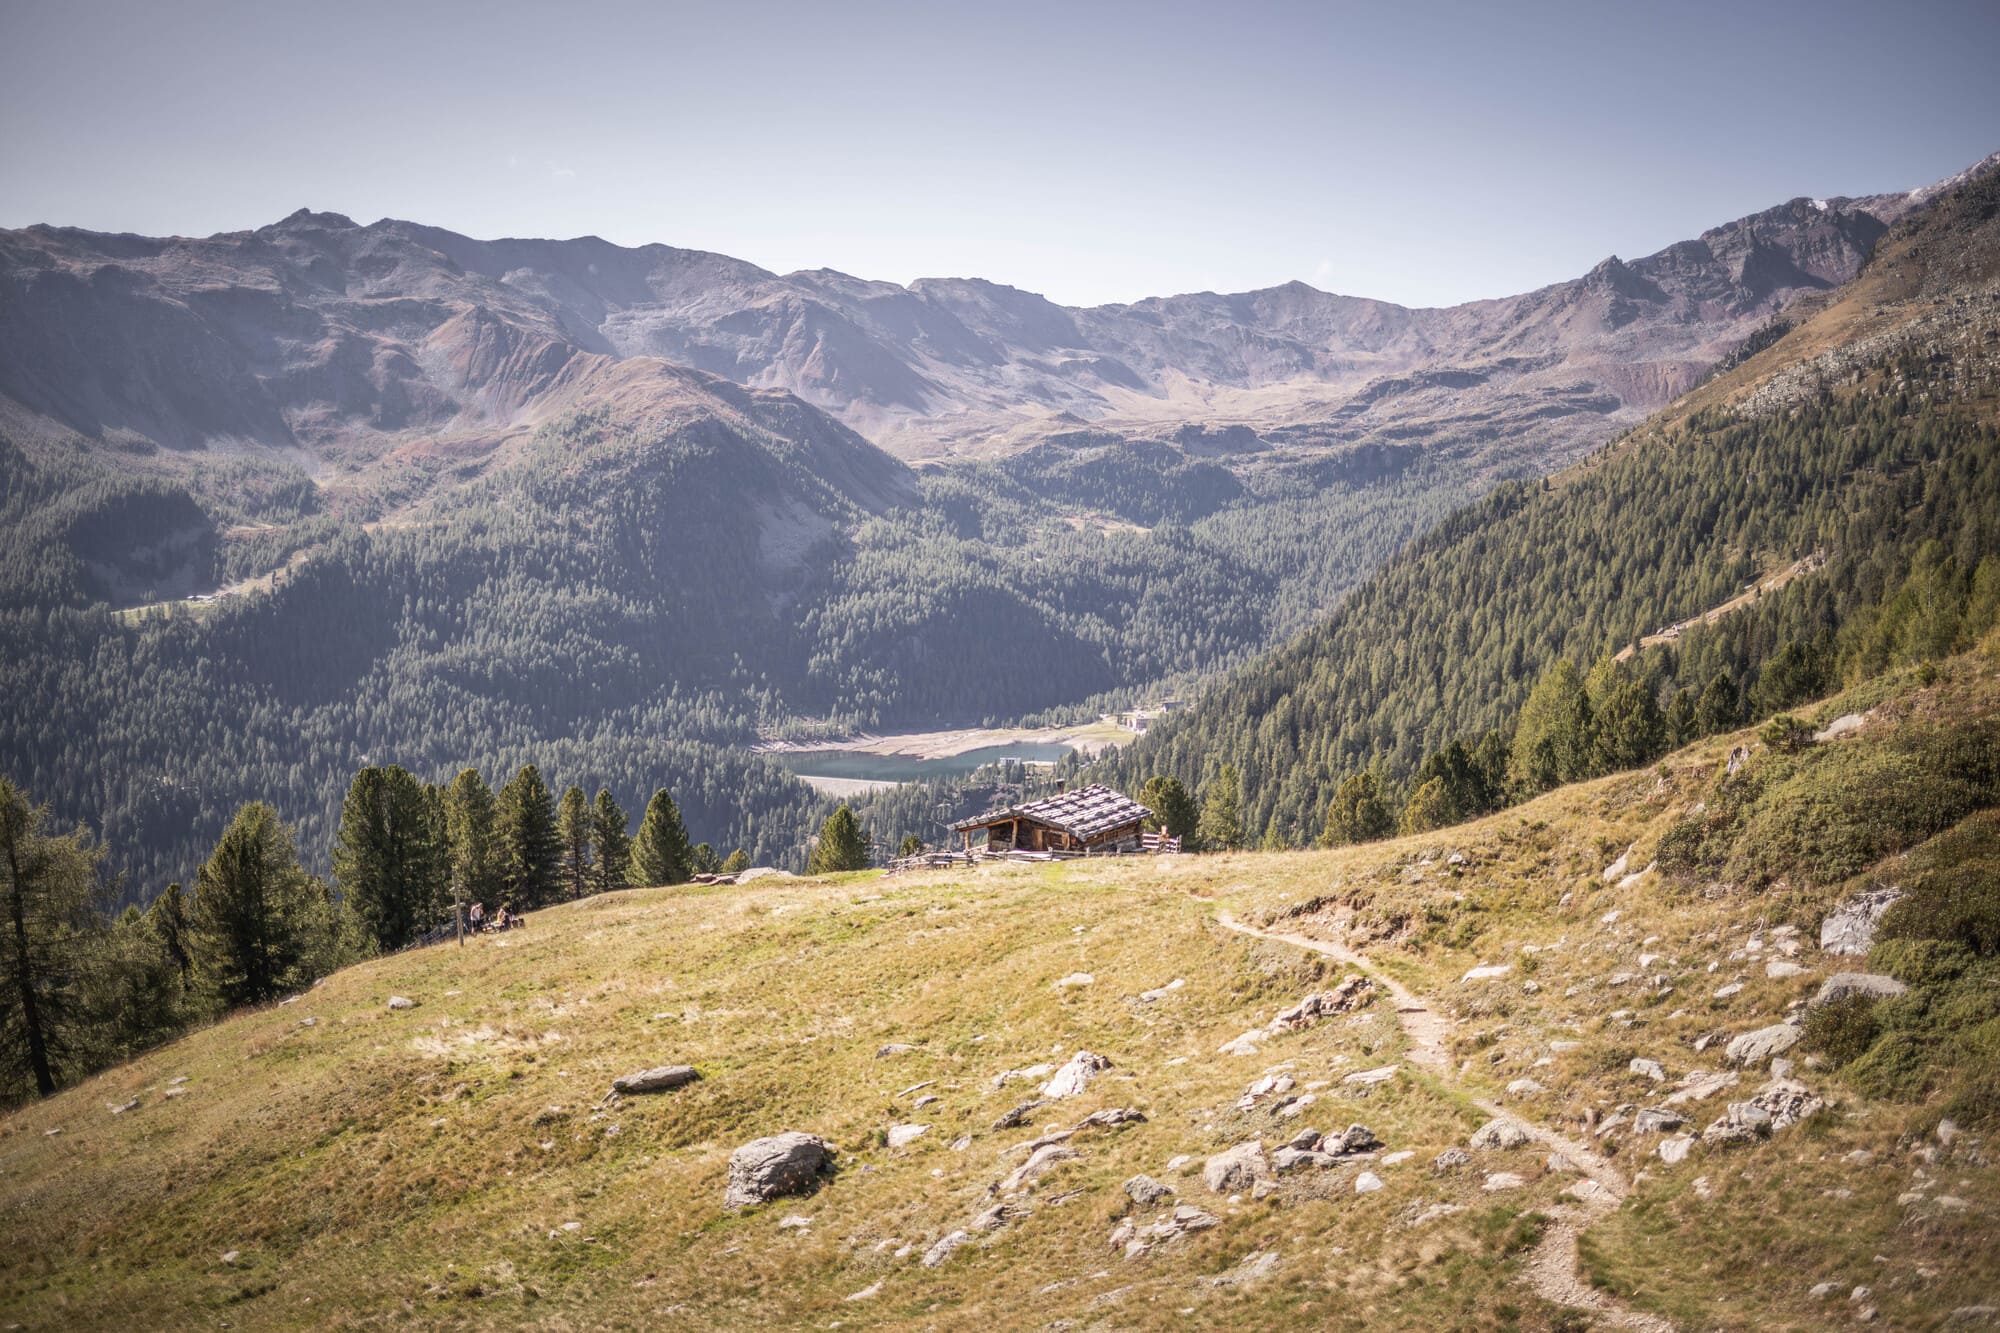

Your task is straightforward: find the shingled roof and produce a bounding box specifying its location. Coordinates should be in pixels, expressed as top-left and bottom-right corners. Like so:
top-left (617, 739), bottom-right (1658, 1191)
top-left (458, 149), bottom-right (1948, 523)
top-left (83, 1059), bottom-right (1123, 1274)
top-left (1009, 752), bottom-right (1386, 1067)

top-left (952, 784), bottom-right (1152, 841)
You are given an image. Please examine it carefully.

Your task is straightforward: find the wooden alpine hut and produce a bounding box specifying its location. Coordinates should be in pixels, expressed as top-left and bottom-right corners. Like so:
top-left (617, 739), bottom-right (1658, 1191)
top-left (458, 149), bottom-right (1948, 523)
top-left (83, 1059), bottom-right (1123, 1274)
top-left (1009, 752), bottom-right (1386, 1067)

top-left (951, 783), bottom-right (1153, 855)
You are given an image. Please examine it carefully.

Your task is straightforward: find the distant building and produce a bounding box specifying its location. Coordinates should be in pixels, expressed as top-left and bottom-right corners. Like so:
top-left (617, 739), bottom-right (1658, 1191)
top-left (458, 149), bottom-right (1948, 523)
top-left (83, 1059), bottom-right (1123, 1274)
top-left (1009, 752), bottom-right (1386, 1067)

top-left (952, 784), bottom-right (1153, 854)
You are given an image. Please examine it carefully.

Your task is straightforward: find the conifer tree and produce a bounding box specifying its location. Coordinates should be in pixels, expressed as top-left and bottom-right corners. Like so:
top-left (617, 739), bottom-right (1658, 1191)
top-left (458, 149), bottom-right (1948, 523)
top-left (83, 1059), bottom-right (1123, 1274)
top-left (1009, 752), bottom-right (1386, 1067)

top-left (558, 785), bottom-right (591, 901)
top-left (190, 802), bottom-right (326, 1008)
top-left (334, 765), bottom-right (445, 951)
top-left (720, 848), bottom-right (751, 875)
top-left (629, 788), bottom-right (694, 887)
top-left (443, 768), bottom-right (501, 918)
top-left (1139, 775), bottom-right (1200, 840)
top-left (144, 881), bottom-right (193, 984)
top-left (689, 842), bottom-right (721, 876)
top-left (1324, 770), bottom-right (1395, 845)
top-left (1511, 659), bottom-right (1593, 795)
top-left (1400, 777), bottom-right (1453, 835)
top-left (589, 789), bottom-right (632, 895)
top-left (494, 765), bottom-right (561, 911)
top-left (897, 834), bottom-right (924, 858)
top-left (1697, 671), bottom-right (1741, 736)
top-left (808, 806), bottom-right (870, 873)
top-left (1197, 765), bottom-right (1244, 851)
top-left (0, 777), bottom-right (106, 1098)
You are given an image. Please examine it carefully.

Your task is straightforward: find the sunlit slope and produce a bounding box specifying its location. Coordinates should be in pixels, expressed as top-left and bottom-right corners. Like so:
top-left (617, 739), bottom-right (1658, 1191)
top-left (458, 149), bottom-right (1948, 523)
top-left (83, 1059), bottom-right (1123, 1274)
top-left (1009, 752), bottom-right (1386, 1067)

top-left (4, 649), bottom-right (1999, 1329)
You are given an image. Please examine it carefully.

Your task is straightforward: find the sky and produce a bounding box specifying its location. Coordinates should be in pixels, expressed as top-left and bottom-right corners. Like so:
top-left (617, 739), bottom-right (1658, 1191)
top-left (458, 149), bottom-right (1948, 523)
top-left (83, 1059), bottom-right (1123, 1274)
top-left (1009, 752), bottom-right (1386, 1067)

top-left (1, 0), bottom-right (1996, 309)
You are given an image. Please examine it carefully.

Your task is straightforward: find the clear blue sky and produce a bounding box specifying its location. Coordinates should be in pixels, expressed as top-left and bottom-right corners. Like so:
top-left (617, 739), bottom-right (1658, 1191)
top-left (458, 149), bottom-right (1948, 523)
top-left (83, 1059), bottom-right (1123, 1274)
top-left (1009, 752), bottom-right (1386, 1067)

top-left (1, 0), bottom-right (1995, 308)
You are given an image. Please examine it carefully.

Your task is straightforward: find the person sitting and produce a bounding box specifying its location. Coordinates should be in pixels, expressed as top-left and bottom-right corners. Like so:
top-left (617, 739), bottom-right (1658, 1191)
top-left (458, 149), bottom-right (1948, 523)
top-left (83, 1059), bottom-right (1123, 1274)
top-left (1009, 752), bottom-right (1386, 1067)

top-left (494, 906), bottom-right (511, 931)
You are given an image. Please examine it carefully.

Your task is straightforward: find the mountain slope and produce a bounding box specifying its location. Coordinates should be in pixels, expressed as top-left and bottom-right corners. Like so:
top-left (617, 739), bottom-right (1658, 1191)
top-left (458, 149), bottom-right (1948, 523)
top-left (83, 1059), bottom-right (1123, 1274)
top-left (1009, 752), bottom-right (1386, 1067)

top-left (1102, 155), bottom-right (2000, 842)
top-left (4, 648), bottom-right (1997, 1329)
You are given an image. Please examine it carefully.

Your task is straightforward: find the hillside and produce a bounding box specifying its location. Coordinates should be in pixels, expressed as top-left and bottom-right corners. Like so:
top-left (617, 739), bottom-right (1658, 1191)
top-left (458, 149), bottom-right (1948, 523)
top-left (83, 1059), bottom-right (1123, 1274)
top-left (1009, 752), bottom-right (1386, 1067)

top-left (1103, 152), bottom-right (2000, 843)
top-left (4, 644), bottom-right (1997, 1329)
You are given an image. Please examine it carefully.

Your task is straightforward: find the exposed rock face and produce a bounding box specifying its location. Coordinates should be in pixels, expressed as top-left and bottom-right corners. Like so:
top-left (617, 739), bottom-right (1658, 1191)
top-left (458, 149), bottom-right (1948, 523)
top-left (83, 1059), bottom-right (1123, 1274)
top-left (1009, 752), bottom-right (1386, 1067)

top-left (1811, 973), bottom-right (1909, 1008)
top-left (1267, 977), bottom-right (1374, 1031)
top-left (1202, 1141), bottom-right (1271, 1193)
top-left (1113, 1204), bottom-right (1220, 1258)
top-left (886, 1123), bottom-right (929, 1148)
top-left (1038, 1050), bottom-right (1111, 1100)
top-left (921, 1230), bottom-right (973, 1267)
top-left (1820, 889), bottom-right (1903, 956)
top-left (724, 1133), bottom-right (835, 1209)
top-left (998, 1144), bottom-right (1081, 1194)
top-left (611, 1065), bottom-right (699, 1095)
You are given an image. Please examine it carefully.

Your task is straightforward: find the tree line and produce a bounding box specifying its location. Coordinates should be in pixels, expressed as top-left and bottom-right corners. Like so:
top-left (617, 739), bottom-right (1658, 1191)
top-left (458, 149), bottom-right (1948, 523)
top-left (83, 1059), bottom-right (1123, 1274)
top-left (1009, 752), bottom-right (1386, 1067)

top-left (0, 763), bottom-right (735, 1104)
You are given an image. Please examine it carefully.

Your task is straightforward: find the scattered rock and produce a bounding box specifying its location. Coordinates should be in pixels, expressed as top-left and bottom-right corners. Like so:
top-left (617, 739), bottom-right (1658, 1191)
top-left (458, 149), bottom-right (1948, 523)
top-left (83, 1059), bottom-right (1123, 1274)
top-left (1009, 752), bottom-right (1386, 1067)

top-left (876, 1042), bottom-right (920, 1058)
top-left (108, 1098), bottom-right (139, 1115)
top-left (1766, 959), bottom-right (1808, 979)
top-left (1055, 972), bottom-right (1095, 989)
top-left (1713, 982), bottom-right (1745, 999)
top-left (1074, 1107), bottom-right (1146, 1131)
top-left (1216, 1031), bottom-right (1265, 1057)
top-left (1663, 1070), bottom-right (1739, 1107)
top-left (845, 1282), bottom-right (882, 1302)
top-left (1810, 1281), bottom-right (1839, 1299)
top-left (1469, 1118), bottom-right (1531, 1151)
top-left (1506, 1077), bottom-right (1547, 1096)
top-left (1658, 1134), bottom-right (1696, 1164)
top-left (1820, 888), bottom-right (1903, 956)
top-left (1814, 712), bottom-right (1867, 743)
top-left (1124, 1174), bottom-right (1175, 1206)
top-left (1354, 1171), bottom-right (1385, 1194)
top-left (1461, 963), bottom-right (1512, 982)
top-left (1039, 1051), bottom-right (1111, 1100)
top-left (1270, 1145), bottom-right (1335, 1173)
top-left (1811, 973), bottom-right (1909, 1008)
top-left (1268, 976), bottom-right (1374, 1031)
top-left (387, 996), bottom-right (416, 1011)
top-left (969, 1202), bottom-right (1019, 1232)
top-left (611, 1065), bottom-right (699, 1096)
top-left (886, 1123), bottom-right (930, 1148)
top-left (999, 1143), bottom-right (1081, 1194)
top-left (1634, 1108), bottom-right (1686, 1134)
top-left (1202, 1141), bottom-right (1271, 1194)
top-left (1725, 1023), bottom-right (1802, 1067)
top-left (1630, 1058), bottom-right (1667, 1082)
top-left (1745, 1077), bottom-right (1825, 1131)
top-left (1139, 979), bottom-right (1186, 1002)
top-left (1381, 1150), bottom-right (1415, 1167)
top-left (1432, 1148), bottom-right (1471, 1173)
top-left (221, 1250), bottom-right (241, 1265)
top-left (1344, 1065), bottom-right (1400, 1086)
top-left (777, 1214), bottom-right (812, 1230)
top-left (1334, 1123), bottom-right (1382, 1153)
top-left (1202, 1250), bottom-right (1280, 1286)
top-left (1237, 1072), bottom-right (1296, 1110)
top-left (922, 1230), bottom-right (973, 1268)
top-left (1602, 851), bottom-right (1631, 882)
top-left (1482, 1172), bottom-right (1527, 1191)
top-left (1118, 1204), bottom-right (1220, 1258)
top-left (992, 1099), bottom-right (1050, 1130)
top-left (724, 1132), bottom-right (835, 1209)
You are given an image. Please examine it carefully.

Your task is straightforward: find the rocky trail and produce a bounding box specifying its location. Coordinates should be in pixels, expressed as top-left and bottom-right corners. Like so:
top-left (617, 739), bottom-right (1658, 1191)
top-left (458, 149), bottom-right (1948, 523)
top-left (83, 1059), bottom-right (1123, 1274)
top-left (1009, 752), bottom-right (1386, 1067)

top-left (1215, 911), bottom-right (1675, 1332)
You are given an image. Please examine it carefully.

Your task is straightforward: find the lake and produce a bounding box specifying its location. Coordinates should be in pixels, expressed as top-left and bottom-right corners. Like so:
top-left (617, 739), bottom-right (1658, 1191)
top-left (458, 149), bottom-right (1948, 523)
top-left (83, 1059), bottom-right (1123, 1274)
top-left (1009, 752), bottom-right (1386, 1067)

top-left (773, 741), bottom-right (1076, 785)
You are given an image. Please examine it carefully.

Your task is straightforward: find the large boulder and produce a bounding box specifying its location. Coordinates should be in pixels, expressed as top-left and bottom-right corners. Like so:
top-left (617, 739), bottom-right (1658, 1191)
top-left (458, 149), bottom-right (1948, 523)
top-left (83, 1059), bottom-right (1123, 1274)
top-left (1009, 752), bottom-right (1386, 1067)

top-left (1725, 1023), bottom-right (1802, 1067)
top-left (1202, 1141), bottom-right (1270, 1194)
top-left (1469, 1118), bottom-right (1532, 1151)
top-left (1811, 973), bottom-right (1909, 1008)
top-left (612, 1065), bottom-right (700, 1096)
top-left (724, 1132), bottom-right (835, 1209)
top-left (1039, 1050), bottom-right (1111, 1100)
top-left (1819, 889), bottom-right (1903, 956)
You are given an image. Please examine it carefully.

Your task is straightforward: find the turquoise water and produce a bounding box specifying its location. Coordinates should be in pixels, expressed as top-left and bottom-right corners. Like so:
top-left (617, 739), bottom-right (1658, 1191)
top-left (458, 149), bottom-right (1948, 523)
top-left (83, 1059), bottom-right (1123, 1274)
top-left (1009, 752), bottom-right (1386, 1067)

top-left (773, 741), bottom-right (1074, 784)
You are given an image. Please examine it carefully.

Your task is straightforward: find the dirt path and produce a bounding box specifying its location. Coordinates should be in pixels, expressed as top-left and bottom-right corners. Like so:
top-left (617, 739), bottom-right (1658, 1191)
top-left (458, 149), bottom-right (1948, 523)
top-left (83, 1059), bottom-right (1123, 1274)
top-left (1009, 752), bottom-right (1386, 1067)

top-left (1614, 550), bottom-right (1826, 663)
top-left (1215, 911), bottom-right (1673, 1332)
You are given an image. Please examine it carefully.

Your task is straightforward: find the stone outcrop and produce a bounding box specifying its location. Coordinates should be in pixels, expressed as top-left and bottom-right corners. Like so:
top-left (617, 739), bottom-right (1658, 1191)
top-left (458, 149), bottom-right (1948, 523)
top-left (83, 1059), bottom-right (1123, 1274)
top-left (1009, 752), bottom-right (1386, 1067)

top-left (724, 1132), bottom-right (835, 1209)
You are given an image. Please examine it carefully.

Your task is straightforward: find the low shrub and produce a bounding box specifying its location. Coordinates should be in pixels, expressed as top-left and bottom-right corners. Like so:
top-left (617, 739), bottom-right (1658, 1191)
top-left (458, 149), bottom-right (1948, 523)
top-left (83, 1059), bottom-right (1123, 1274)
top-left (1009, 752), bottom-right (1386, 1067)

top-left (1802, 994), bottom-right (1880, 1066)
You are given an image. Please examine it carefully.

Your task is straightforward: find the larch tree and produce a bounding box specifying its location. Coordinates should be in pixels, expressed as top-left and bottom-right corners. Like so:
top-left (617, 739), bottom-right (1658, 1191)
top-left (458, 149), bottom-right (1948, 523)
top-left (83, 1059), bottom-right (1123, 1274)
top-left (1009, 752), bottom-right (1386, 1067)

top-left (494, 765), bottom-right (561, 912)
top-left (558, 785), bottom-right (591, 901)
top-left (588, 789), bottom-right (632, 895)
top-left (0, 777), bottom-right (107, 1098)
top-left (1323, 771), bottom-right (1394, 846)
top-left (629, 788), bottom-right (694, 887)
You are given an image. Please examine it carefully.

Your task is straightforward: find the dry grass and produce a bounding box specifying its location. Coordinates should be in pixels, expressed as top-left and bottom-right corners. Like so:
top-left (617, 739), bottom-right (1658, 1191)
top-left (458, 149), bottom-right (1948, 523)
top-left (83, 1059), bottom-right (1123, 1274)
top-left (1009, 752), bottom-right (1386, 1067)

top-left (3, 662), bottom-right (1997, 1329)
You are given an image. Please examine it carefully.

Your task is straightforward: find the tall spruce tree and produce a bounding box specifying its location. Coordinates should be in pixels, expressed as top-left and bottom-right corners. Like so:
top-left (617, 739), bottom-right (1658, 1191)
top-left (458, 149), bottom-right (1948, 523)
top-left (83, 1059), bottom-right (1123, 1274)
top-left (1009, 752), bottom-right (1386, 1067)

top-left (0, 777), bottom-right (107, 1098)
top-left (444, 768), bottom-right (501, 921)
top-left (588, 789), bottom-right (632, 895)
top-left (558, 786), bottom-right (591, 901)
top-left (1197, 765), bottom-right (1244, 851)
top-left (190, 802), bottom-right (326, 1008)
top-left (144, 881), bottom-right (193, 985)
top-left (333, 765), bottom-right (446, 951)
top-left (629, 789), bottom-right (694, 887)
top-left (494, 765), bottom-right (561, 912)
top-left (1138, 775), bottom-right (1200, 840)
top-left (1323, 771), bottom-right (1395, 845)
top-left (808, 806), bottom-right (870, 873)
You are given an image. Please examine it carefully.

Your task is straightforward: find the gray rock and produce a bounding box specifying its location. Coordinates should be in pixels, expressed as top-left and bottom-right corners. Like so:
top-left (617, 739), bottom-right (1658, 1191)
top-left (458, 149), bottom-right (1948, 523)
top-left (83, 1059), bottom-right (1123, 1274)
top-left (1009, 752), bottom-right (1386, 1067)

top-left (1038, 1050), bottom-right (1111, 1099)
top-left (1657, 1134), bottom-right (1696, 1164)
top-left (921, 1229), bottom-right (972, 1267)
top-left (1634, 1108), bottom-right (1687, 1134)
top-left (992, 1099), bottom-right (1049, 1130)
top-left (611, 1065), bottom-right (699, 1096)
top-left (1469, 1118), bottom-right (1532, 1151)
top-left (1124, 1174), bottom-right (1175, 1205)
top-left (1820, 889), bottom-right (1903, 956)
top-left (1629, 1058), bottom-right (1667, 1082)
top-left (1354, 1171), bottom-right (1385, 1193)
top-left (724, 1132), bottom-right (835, 1209)
top-left (1268, 976), bottom-right (1374, 1031)
top-left (876, 1042), bottom-right (920, 1058)
top-left (998, 1143), bottom-right (1080, 1194)
top-left (1288, 1127), bottom-right (1323, 1151)
top-left (1202, 1141), bottom-right (1270, 1193)
top-left (1335, 1123), bottom-right (1383, 1153)
top-left (1814, 712), bottom-right (1867, 743)
top-left (1074, 1107), bottom-right (1146, 1131)
top-left (1203, 1250), bottom-right (1281, 1286)
top-left (1432, 1148), bottom-right (1471, 1173)
top-left (1270, 1145), bottom-right (1336, 1173)
top-left (886, 1123), bottom-right (930, 1148)
top-left (387, 996), bottom-right (415, 1010)
top-left (1811, 973), bottom-right (1909, 1008)
top-left (1725, 1023), bottom-right (1802, 1067)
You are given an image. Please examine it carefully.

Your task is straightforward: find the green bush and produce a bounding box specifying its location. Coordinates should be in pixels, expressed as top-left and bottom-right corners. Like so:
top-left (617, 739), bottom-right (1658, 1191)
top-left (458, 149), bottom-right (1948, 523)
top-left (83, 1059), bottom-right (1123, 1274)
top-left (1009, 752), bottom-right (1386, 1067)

top-left (1802, 994), bottom-right (1880, 1066)
top-left (1870, 938), bottom-right (1974, 988)
top-left (1842, 1029), bottom-right (1939, 1103)
top-left (1722, 747), bottom-right (1982, 888)
top-left (1760, 713), bottom-right (1815, 754)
